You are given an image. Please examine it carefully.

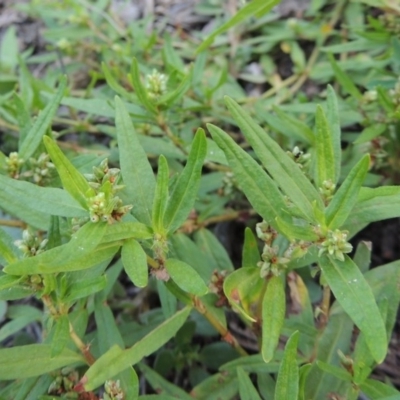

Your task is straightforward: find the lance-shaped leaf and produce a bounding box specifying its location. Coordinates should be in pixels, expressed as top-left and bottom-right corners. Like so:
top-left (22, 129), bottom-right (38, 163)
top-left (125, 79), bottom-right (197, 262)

top-left (43, 136), bottom-right (92, 210)
top-left (0, 344), bottom-right (84, 379)
top-left (121, 239), bottom-right (148, 288)
top-left (325, 154), bottom-right (369, 230)
top-left (83, 307), bottom-right (191, 390)
top-left (224, 267), bottom-right (264, 322)
top-left (129, 58), bottom-right (157, 114)
top-left (4, 223), bottom-right (111, 275)
top-left (237, 367), bottom-right (262, 400)
top-left (328, 53), bottom-right (362, 100)
top-left (342, 186), bottom-right (400, 237)
top-left (208, 124), bottom-right (289, 230)
top-left (165, 258), bottom-right (208, 296)
top-left (319, 255), bottom-right (387, 363)
top-left (139, 363), bottom-right (193, 399)
top-left (326, 85), bottom-right (341, 183)
top-left (152, 155), bottom-right (169, 234)
top-left (157, 68), bottom-right (192, 108)
top-left (313, 105), bottom-right (336, 189)
top-left (163, 129), bottom-right (206, 233)
top-left (0, 228), bottom-right (19, 265)
top-left (115, 96), bottom-right (156, 225)
top-left (242, 228), bottom-right (260, 268)
top-left (19, 76), bottom-right (67, 160)
top-left (196, 0), bottom-right (280, 53)
top-left (266, 106), bottom-right (314, 144)
top-left (51, 315), bottom-right (70, 358)
top-left (224, 97), bottom-right (323, 221)
top-left (275, 217), bottom-right (319, 242)
top-left (0, 174), bottom-right (87, 218)
top-left (262, 275), bottom-right (286, 363)
top-left (274, 331), bottom-right (299, 400)
top-left (101, 221), bottom-right (153, 243)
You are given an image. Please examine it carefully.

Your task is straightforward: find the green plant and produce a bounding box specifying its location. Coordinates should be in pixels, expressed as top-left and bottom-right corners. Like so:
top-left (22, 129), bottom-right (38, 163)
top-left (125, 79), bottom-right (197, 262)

top-left (0, 0), bottom-right (400, 399)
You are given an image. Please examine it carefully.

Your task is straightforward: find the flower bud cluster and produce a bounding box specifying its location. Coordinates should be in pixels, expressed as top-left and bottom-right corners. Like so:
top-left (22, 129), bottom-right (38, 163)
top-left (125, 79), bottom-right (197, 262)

top-left (221, 171), bottom-right (238, 196)
top-left (287, 146), bottom-right (311, 171)
top-left (48, 367), bottom-right (79, 396)
top-left (318, 229), bottom-right (353, 261)
top-left (102, 380), bottom-right (124, 400)
top-left (5, 152), bottom-right (24, 179)
top-left (23, 153), bottom-right (55, 185)
top-left (319, 179), bottom-right (336, 203)
top-left (145, 69), bottom-right (168, 100)
top-left (15, 229), bottom-right (48, 257)
top-left (85, 159), bottom-right (132, 223)
top-left (256, 221), bottom-right (289, 277)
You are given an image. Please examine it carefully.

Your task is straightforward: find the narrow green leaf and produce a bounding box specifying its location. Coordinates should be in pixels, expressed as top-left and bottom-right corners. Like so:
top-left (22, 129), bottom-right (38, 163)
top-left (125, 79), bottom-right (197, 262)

top-left (43, 136), bottom-right (92, 210)
top-left (0, 313), bottom-right (40, 342)
top-left (193, 228), bottom-right (234, 272)
top-left (191, 371), bottom-right (238, 400)
top-left (242, 228), bottom-right (260, 268)
top-left (83, 307), bottom-right (191, 390)
top-left (353, 241), bottom-right (372, 274)
top-left (0, 274), bottom-right (22, 291)
top-left (0, 175), bottom-right (87, 218)
top-left (224, 267), bottom-right (264, 322)
top-left (0, 344), bottom-right (84, 380)
top-left (139, 363), bottom-right (193, 399)
top-left (354, 123), bottom-right (386, 145)
top-left (121, 239), bottom-right (148, 288)
top-left (19, 77), bottom-right (67, 160)
top-left (163, 129), bottom-right (207, 233)
top-left (196, 0), bottom-right (280, 53)
top-left (208, 124), bottom-right (289, 230)
top-left (298, 364), bottom-right (312, 400)
top-left (360, 379), bottom-right (400, 399)
top-left (237, 367), bottom-right (262, 400)
top-left (51, 315), bottom-right (70, 358)
top-left (275, 217), bottom-right (319, 242)
top-left (325, 154), bottom-right (369, 229)
top-left (102, 62), bottom-right (134, 100)
top-left (64, 276), bottom-right (107, 303)
top-left (274, 331), bottom-right (299, 400)
top-left (328, 54), bottom-right (363, 100)
top-left (5, 224), bottom-right (114, 275)
top-left (316, 360), bottom-right (352, 382)
top-left (314, 105), bottom-right (336, 188)
top-left (319, 255), bottom-right (387, 363)
top-left (0, 228), bottom-right (19, 264)
top-left (224, 97), bottom-right (323, 221)
top-left (270, 106), bottom-right (314, 144)
top-left (115, 96), bottom-right (156, 225)
top-left (152, 155), bottom-right (169, 233)
top-left (157, 68), bottom-right (192, 107)
top-left (343, 186), bottom-right (400, 236)
top-left (129, 58), bottom-right (157, 114)
top-left (326, 85), bottom-right (341, 183)
top-left (165, 258), bottom-right (208, 296)
top-left (262, 275), bottom-right (286, 362)
top-left (157, 279), bottom-right (178, 318)
top-left (101, 221), bottom-right (153, 243)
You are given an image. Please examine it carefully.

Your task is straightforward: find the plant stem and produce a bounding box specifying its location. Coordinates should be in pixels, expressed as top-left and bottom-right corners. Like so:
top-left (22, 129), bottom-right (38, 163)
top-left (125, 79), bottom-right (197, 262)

top-left (193, 296), bottom-right (248, 357)
top-left (69, 322), bottom-right (96, 365)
